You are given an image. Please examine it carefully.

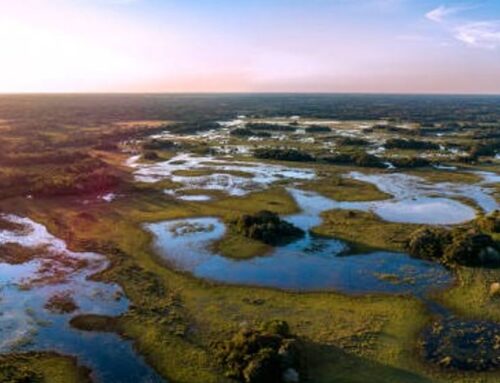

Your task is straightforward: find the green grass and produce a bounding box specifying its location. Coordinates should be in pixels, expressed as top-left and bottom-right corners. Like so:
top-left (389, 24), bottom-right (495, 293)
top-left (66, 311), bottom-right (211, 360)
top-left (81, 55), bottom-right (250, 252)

top-left (300, 175), bottom-right (390, 202)
top-left (315, 209), bottom-right (421, 252)
top-left (436, 267), bottom-right (500, 322)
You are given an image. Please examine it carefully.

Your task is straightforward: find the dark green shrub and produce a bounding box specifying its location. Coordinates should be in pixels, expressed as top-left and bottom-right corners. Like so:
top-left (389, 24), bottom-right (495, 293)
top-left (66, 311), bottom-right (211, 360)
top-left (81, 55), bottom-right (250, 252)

top-left (254, 148), bottom-right (314, 162)
top-left (215, 320), bottom-right (301, 383)
top-left (406, 227), bottom-right (452, 260)
top-left (231, 211), bottom-right (305, 246)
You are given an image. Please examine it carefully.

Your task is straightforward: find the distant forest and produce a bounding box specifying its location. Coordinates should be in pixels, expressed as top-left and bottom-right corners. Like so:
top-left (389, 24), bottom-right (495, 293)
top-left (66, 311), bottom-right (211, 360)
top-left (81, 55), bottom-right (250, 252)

top-left (1, 94), bottom-right (500, 125)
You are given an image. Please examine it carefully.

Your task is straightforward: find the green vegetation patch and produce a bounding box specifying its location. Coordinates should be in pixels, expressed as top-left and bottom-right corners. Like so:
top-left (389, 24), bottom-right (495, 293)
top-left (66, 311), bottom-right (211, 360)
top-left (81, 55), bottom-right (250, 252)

top-left (315, 209), bottom-right (420, 252)
top-left (301, 174), bottom-right (390, 202)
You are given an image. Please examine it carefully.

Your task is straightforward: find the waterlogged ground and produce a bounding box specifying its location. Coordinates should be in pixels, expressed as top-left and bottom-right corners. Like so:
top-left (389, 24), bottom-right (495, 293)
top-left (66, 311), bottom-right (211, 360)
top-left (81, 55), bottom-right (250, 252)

top-left (127, 152), bottom-right (315, 199)
top-left (129, 150), bottom-right (499, 226)
top-left (128, 129), bottom-right (500, 293)
top-left (0, 215), bottom-right (164, 383)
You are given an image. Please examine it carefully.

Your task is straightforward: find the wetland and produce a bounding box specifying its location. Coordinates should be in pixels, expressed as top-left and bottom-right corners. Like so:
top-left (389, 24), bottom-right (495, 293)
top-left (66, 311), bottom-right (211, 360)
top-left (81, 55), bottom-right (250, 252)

top-left (1, 94), bottom-right (499, 383)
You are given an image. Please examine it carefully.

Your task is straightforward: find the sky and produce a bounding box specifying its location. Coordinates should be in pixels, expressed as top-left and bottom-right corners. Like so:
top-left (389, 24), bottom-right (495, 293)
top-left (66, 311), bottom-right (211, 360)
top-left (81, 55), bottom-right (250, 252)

top-left (0, 0), bottom-right (500, 94)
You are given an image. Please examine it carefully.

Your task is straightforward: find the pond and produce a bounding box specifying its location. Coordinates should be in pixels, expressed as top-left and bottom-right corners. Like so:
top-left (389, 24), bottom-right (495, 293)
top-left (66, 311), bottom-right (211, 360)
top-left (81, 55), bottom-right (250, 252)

top-left (335, 171), bottom-right (499, 224)
top-left (146, 189), bottom-right (453, 295)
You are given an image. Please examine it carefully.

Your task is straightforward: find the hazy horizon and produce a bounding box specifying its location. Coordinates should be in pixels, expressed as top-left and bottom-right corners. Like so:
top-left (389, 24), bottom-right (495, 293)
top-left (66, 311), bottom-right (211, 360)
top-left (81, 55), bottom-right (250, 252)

top-left (2, 0), bottom-right (500, 94)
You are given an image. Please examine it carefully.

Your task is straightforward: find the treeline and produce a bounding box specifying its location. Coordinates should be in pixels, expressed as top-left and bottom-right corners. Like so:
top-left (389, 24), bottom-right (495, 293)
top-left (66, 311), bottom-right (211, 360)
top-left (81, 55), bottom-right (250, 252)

top-left (252, 147), bottom-right (436, 169)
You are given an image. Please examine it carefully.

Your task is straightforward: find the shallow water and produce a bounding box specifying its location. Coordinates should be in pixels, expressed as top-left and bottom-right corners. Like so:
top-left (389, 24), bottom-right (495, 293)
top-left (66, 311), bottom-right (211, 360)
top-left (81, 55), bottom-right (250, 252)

top-left (0, 215), bottom-right (164, 383)
top-left (337, 171), bottom-right (499, 224)
top-left (147, 190), bottom-right (452, 294)
top-left (128, 153), bottom-right (315, 197)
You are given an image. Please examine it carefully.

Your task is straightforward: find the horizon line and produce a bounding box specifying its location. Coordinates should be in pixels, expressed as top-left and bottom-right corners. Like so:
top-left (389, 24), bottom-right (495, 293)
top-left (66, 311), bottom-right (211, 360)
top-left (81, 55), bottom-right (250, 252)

top-left (1, 91), bottom-right (500, 97)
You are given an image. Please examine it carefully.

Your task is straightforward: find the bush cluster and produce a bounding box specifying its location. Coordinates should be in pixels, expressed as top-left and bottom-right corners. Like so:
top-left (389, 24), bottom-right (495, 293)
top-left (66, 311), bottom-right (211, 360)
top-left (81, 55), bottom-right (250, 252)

top-left (231, 210), bottom-right (305, 246)
top-left (407, 225), bottom-right (500, 267)
top-left (254, 148), bottom-right (314, 162)
top-left (214, 320), bottom-right (301, 383)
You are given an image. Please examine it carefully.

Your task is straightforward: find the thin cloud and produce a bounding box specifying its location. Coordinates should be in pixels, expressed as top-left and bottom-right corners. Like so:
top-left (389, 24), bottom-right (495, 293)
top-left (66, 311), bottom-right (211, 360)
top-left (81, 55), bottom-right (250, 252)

top-left (425, 4), bottom-right (500, 49)
top-left (426, 5), bottom-right (465, 23)
top-left (454, 21), bottom-right (500, 49)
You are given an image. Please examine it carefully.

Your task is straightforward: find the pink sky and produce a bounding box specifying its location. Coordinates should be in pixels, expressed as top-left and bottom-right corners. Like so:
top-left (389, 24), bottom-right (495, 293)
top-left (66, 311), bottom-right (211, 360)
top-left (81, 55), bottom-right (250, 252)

top-left (1, 0), bottom-right (499, 94)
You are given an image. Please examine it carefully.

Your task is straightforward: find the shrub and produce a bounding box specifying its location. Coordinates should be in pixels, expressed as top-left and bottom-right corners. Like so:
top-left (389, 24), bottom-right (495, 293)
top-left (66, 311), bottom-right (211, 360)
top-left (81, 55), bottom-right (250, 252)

top-left (214, 320), bottom-right (301, 383)
top-left (389, 157), bottom-right (431, 168)
top-left (230, 128), bottom-right (271, 138)
top-left (305, 125), bottom-right (330, 133)
top-left (335, 137), bottom-right (369, 146)
top-left (406, 227), bottom-right (452, 260)
top-left (231, 210), bottom-right (305, 246)
top-left (407, 226), bottom-right (500, 267)
top-left (253, 148), bottom-right (314, 162)
top-left (385, 138), bottom-right (439, 150)
top-left (443, 229), bottom-right (500, 266)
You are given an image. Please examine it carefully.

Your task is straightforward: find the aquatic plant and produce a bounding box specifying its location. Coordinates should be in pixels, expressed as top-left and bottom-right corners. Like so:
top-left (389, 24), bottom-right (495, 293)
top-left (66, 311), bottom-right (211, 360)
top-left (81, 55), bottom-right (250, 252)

top-left (421, 318), bottom-right (500, 371)
top-left (45, 292), bottom-right (79, 314)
